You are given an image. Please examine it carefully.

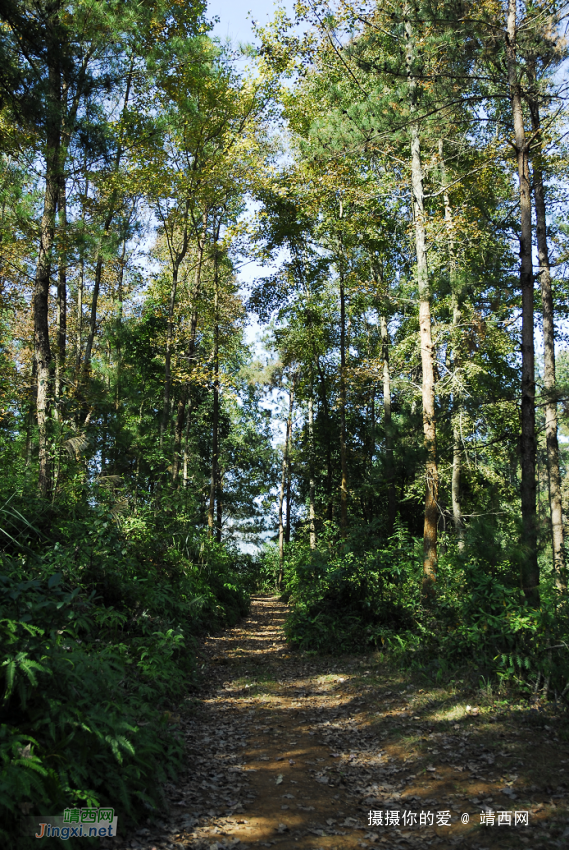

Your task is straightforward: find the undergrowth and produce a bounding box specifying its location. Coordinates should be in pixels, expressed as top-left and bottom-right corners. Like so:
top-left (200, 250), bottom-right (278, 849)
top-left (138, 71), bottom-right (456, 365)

top-left (279, 519), bottom-right (569, 701)
top-left (0, 494), bottom-right (253, 848)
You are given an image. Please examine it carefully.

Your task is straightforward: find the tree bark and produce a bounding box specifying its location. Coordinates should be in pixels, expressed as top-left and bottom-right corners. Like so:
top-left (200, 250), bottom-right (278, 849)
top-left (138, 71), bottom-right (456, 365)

top-left (405, 8), bottom-right (438, 598)
top-left (506, 0), bottom-right (539, 605)
top-left (528, 80), bottom-right (566, 592)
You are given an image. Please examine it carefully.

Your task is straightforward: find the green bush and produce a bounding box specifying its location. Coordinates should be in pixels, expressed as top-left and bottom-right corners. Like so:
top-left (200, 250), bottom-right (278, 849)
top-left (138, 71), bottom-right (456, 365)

top-left (0, 497), bottom-right (251, 847)
top-left (283, 521), bottom-right (420, 652)
top-left (282, 521), bottom-right (569, 696)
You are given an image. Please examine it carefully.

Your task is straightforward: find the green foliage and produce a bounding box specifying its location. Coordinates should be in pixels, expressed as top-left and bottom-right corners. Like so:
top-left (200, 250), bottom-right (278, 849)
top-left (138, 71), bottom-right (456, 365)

top-left (0, 496), bottom-right (250, 845)
top-left (283, 521), bottom-right (420, 653)
top-left (283, 521), bottom-right (569, 697)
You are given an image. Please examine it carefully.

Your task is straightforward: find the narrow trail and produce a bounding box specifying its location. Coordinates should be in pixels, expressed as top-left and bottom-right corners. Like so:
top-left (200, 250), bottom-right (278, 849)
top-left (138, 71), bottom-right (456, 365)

top-left (108, 595), bottom-right (569, 850)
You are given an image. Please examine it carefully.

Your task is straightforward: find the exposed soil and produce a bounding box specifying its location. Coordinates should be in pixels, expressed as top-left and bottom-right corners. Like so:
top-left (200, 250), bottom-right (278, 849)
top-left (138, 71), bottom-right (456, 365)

top-left (105, 595), bottom-right (569, 850)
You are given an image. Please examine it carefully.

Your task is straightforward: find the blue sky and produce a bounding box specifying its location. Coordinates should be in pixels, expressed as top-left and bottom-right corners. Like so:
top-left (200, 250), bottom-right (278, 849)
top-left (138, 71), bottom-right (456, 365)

top-left (207, 0), bottom-right (290, 46)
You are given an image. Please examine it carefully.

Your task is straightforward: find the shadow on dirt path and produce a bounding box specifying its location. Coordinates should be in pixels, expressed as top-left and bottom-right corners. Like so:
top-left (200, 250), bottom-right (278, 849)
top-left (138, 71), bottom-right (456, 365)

top-left (104, 594), bottom-right (569, 850)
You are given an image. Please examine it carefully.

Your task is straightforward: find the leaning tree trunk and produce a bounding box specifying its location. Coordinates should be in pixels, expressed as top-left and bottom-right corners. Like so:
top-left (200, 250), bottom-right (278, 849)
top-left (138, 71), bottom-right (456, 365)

top-left (528, 81), bottom-right (566, 593)
top-left (506, 0), bottom-right (539, 605)
top-left (405, 9), bottom-right (438, 599)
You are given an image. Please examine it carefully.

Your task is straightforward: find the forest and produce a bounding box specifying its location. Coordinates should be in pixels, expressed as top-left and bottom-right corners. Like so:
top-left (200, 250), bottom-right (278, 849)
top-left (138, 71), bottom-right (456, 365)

top-left (1, 0), bottom-right (569, 846)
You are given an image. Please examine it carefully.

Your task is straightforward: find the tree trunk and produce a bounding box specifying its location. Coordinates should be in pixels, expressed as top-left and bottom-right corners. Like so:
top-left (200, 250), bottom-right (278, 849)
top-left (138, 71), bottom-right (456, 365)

top-left (278, 380), bottom-right (294, 587)
top-left (216, 472), bottom-right (222, 544)
top-left (55, 172), bottom-right (67, 420)
top-left (405, 8), bottom-right (438, 599)
top-left (528, 81), bottom-right (566, 592)
top-left (114, 234), bottom-right (127, 414)
top-left (277, 436), bottom-right (287, 588)
top-left (285, 379), bottom-right (295, 544)
top-left (316, 358), bottom-right (333, 522)
top-left (182, 397), bottom-right (192, 486)
top-left (34, 61), bottom-right (61, 496)
top-left (161, 257), bottom-right (180, 445)
top-left (285, 396), bottom-right (293, 543)
top-left (76, 174), bottom-right (87, 374)
top-left (439, 139), bottom-right (465, 550)
top-left (338, 229), bottom-right (348, 537)
top-left (308, 390), bottom-right (316, 549)
top-left (380, 312), bottom-right (396, 535)
top-left (208, 228), bottom-right (220, 537)
top-left (506, 0), bottom-right (539, 605)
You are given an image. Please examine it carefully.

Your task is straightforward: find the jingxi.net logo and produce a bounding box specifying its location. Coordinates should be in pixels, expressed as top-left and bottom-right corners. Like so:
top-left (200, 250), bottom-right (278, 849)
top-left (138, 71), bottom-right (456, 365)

top-left (24, 807), bottom-right (118, 840)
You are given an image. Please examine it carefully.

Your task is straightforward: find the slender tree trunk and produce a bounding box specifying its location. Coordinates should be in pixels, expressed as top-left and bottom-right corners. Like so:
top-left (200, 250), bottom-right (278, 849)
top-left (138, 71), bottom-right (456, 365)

top-left (308, 390), bottom-right (316, 549)
top-left (172, 390), bottom-right (186, 485)
top-left (34, 61), bottom-right (61, 496)
top-left (506, 0), bottom-right (539, 605)
top-left (161, 258), bottom-right (180, 446)
top-left (76, 259), bottom-right (84, 369)
top-left (52, 170), bottom-right (67, 497)
top-left (216, 472), bottom-right (222, 544)
top-left (528, 84), bottom-right (566, 592)
top-left (207, 328), bottom-right (219, 537)
top-left (25, 365), bottom-right (35, 470)
top-left (316, 358), bottom-right (333, 522)
top-left (405, 9), bottom-right (438, 598)
top-left (278, 381), bottom-right (294, 586)
top-left (55, 172), bottom-right (67, 421)
top-left (76, 174), bottom-right (87, 375)
top-left (439, 139), bottom-right (465, 550)
top-left (339, 237), bottom-right (348, 537)
top-left (114, 235), bottom-right (126, 414)
top-left (285, 381), bottom-right (294, 544)
top-left (182, 398), bottom-right (192, 486)
top-left (208, 228), bottom-right (221, 537)
top-left (380, 312), bottom-right (396, 534)
top-left (277, 437), bottom-right (287, 588)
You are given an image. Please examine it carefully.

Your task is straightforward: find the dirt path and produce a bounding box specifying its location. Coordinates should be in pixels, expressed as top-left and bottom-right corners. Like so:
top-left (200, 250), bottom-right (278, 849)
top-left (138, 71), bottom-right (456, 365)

top-left (108, 595), bottom-right (569, 850)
